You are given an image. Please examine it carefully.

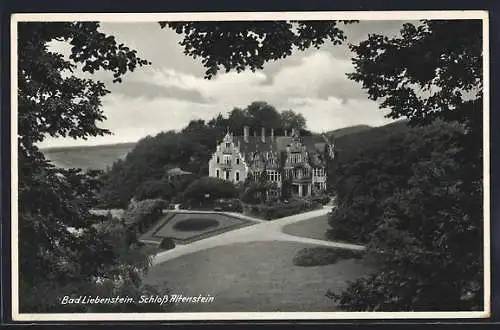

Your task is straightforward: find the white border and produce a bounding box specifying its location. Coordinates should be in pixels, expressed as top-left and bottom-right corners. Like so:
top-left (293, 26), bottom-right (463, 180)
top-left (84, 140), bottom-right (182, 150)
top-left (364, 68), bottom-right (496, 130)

top-left (11, 11), bottom-right (490, 322)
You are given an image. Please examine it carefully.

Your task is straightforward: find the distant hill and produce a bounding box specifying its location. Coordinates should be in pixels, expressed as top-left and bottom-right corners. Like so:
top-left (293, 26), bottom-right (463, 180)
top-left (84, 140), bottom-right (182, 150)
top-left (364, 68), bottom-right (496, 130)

top-left (310, 125), bottom-right (373, 143)
top-left (333, 120), bottom-right (410, 162)
top-left (42, 142), bottom-right (136, 171)
top-left (324, 124), bottom-right (373, 139)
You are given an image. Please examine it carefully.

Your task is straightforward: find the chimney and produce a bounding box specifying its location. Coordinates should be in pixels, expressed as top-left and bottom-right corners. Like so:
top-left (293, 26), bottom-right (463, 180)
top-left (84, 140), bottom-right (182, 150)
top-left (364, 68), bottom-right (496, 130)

top-left (243, 125), bottom-right (249, 143)
top-left (271, 128), bottom-right (274, 140)
top-left (261, 127), bottom-right (266, 143)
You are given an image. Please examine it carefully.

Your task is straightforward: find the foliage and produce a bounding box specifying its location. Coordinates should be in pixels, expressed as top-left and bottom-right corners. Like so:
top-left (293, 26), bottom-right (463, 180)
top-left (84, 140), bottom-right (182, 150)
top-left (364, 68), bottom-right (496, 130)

top-left (123, 199), bottom-right (166, 234)
top-left (17, 21), bottom-right (167, 312)
top-left (99, 131), bottom-right (205, 208)
top-left (134, 179), bottom-right (175, 201)
top-left (162, 20), bottom-right (357, 79)
top-left (243, 199), bottom-right (322, 220)
top-left (348, 20), bottom-right (482, 128)
top-left (213, 198), bottom-right (243, 212)
top-left (240, 181), bottom-right (276, 204)
top-left (180, 177), bottom-right (238, 206)
top-left (310, 192), bottom-right (331, 205)
top-left (328, 121), bottom-right (463, 243)
top-left (329, 144), bottom-right (482, 311)
top-left (280, 109), bottom-right (307, 131)
top-left (327, 19), bottom-right (483, 311)
top-left (159, 237), bottom-right (176, 251)
top-left (293, 247), bottom-right (363, 267)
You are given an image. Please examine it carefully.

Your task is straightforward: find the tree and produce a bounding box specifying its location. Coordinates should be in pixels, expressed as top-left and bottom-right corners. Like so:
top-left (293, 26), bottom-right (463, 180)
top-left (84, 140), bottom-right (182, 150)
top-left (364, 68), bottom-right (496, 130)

top-left (100, 130), bottom-right (211, 208)
top-left (328, 139), bottom-right (482, 310)
top-left (280, 109), bottom-right (307, 131)
top-left (329, 19), bottom-right (483, 310)
top-left (180, 177), bottom-right (238, 206)
top-left (348, 20), bottom-right (482, 129)
top-left (227, 107), bottom-right (251, 131)
top-left (161, 20), bottom-right (357, 79)
top-left (17, 22), bottom-right (168, 312)
top-left (245, 101), bottom-right (281, 129)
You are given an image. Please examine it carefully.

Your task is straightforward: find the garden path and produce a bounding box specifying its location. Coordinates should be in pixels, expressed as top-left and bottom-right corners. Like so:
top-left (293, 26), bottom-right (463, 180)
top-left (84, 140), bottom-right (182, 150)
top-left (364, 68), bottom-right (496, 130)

top-left (151, 206), bottom-right (365, 265)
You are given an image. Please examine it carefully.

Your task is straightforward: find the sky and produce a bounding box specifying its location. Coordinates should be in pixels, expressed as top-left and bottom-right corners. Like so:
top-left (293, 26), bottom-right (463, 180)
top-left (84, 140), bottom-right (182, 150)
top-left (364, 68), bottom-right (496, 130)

top-left (38, 20), bottom-right (416, 148)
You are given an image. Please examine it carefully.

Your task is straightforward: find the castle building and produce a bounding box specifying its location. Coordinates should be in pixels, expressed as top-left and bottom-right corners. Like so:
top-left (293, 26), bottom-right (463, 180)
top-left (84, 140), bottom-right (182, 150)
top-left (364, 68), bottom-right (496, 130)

top-left (208, 125), bottom-right (335, 197)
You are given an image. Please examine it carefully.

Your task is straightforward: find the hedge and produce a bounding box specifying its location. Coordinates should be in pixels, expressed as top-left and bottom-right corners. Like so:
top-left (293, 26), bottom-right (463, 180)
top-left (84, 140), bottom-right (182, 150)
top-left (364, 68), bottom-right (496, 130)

top-left (122, 199), bottom-right (167, 234)
top-left (243, 199), bottom-right (322, 220)
top-left (159, 237), bottom-right (176, 251)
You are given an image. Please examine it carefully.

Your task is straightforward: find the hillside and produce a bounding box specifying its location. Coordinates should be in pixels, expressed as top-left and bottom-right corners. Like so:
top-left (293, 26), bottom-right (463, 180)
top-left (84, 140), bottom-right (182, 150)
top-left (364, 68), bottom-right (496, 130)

top-left (333, 120), bottom-right (409, 162)
top-left (42, 142), bottom-right (136, 171)
top-left (324, 125), bottom-right (373, 139)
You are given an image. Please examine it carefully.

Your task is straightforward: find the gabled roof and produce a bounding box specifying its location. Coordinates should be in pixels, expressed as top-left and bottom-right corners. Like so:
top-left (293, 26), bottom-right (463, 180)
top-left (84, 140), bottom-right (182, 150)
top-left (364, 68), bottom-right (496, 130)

top-left (231, 135), bottom-right (328, 168)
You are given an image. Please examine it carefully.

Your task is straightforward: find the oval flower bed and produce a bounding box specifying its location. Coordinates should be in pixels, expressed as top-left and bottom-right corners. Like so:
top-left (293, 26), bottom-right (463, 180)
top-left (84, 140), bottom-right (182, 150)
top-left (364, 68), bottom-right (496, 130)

top-left (172, 218), bottom-right (220, 231)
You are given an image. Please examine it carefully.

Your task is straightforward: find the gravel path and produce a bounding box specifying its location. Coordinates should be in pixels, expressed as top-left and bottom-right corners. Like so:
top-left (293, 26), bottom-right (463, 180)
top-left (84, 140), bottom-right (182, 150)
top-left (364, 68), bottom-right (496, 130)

top-left (151, 207), bottom-right (365, 265)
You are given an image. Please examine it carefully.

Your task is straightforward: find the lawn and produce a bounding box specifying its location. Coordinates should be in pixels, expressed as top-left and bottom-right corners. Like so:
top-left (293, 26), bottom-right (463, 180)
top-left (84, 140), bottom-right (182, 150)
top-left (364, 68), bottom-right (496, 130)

top-left (281, 215), bottom-right (331, 241)
top-left (143, 241), bottom-right (372, 312)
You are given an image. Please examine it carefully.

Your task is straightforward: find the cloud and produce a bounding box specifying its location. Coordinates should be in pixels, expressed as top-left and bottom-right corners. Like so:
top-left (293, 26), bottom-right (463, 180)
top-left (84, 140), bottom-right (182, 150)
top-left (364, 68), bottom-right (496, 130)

top-left (39, 48), bottom-right (395, 148)
top-left (288, 96), bottom-right (393, 131)
top-left (131, 51), bottom-right (367, 105)
top-left (39, 93), bottom-right (222, 148)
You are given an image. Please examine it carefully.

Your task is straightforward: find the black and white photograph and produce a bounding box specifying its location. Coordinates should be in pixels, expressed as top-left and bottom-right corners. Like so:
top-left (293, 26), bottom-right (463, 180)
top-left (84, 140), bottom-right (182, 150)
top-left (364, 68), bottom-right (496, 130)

top-left (11, 11), bottom-right (490, 321)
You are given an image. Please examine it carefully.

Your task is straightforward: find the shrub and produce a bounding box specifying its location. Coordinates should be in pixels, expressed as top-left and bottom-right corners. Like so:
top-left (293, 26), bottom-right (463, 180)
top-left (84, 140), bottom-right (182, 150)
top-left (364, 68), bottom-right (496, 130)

top-left (310, 194), bottom-right (331, 205)
top-left (134, 179), bottom-right (175, 201)
top-left (122, 199), bottom-right (167, 234)
top-left (181, 177), bottom-right (238, 205)
top-left (243, 199), bottom-right (322, 220)
top-left (214, 198), bottom-right (243, 212)
top-left (159, 237), bottom-right (176, 251)
top-left (293, 247), bottom-right (364, 267)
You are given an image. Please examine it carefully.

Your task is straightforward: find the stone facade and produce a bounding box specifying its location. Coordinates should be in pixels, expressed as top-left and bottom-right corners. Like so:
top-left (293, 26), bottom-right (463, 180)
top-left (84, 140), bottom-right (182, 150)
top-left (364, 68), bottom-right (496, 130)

top-left (208, 126), bottom-right (335, 197)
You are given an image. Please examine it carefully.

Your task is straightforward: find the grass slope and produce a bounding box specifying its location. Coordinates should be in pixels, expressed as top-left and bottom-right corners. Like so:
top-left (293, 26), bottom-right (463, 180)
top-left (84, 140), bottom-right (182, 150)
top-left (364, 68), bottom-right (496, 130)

top-left (144, 241), bottom-right (371, 312)
top-left (42, 142), bottom-right (136, 170)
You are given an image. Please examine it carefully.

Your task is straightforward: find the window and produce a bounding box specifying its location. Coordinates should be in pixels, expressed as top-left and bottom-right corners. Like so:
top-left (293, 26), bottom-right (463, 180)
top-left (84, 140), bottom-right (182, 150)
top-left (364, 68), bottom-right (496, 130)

top-left (235, 171), bottom-right (240, 182)
top-left (224, 155), bottom-right (231, 165)
top-left (216, 169), bottom-right (220, 178)
top-left (236, 158), bottom-right (240, 165)
top-left (216, 156), bottom-right (220, 164)
top-left (226, 143), bottom-right (231, 148)
top-left (225, 171), bottom-right (230, 180)
top-left (266, 170), bottom-right (280, 182)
